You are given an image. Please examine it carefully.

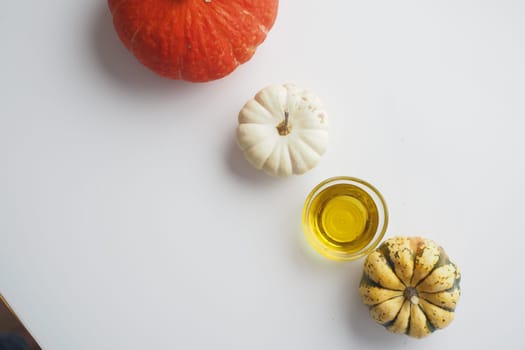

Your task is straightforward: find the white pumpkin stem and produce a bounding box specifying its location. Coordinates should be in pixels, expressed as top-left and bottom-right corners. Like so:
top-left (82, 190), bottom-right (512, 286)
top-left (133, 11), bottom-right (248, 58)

top-left (276, 111), bottom-right (291, 136)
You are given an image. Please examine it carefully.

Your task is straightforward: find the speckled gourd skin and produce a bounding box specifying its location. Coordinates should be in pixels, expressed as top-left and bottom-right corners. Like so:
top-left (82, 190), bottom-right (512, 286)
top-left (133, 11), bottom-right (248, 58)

top-left (359, 237), bottom-right (461, 338)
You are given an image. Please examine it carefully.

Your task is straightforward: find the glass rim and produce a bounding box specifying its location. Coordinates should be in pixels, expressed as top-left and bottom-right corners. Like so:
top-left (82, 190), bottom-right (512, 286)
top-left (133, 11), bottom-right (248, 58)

top-left (302, 176), bottom-right (389, 261)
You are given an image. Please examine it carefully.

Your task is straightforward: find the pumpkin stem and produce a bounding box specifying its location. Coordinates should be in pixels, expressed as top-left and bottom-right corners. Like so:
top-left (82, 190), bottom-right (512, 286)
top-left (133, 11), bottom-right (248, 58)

top-left (404, 287), bottom-right (420, 305)
top-left (276, 111), bottom-right (291, 136)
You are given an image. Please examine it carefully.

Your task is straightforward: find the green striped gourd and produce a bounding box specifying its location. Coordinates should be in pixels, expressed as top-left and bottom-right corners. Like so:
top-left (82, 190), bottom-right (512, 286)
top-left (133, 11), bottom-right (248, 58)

top-left (359, 237), bottom-right (461, 338)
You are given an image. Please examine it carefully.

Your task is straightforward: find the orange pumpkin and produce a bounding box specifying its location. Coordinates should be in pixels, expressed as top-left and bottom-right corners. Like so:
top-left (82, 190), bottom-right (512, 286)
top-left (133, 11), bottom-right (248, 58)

top-left (108, 0), bottom-right (279, 82)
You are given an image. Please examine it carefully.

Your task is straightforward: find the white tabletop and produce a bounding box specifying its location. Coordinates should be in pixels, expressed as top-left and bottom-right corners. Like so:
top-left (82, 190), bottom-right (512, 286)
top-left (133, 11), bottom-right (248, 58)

top-left (2, 1), bottom-right (524, 349)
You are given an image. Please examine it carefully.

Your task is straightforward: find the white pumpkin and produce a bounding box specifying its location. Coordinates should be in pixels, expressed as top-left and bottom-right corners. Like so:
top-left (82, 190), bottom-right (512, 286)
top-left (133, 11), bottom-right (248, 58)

top-left (236, 84), bottom-right (329, 177)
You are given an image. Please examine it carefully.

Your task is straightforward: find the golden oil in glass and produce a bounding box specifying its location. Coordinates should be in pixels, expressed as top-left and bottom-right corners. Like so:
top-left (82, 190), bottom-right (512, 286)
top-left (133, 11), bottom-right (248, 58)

top-left (302, 177), bottom-right (388, 261)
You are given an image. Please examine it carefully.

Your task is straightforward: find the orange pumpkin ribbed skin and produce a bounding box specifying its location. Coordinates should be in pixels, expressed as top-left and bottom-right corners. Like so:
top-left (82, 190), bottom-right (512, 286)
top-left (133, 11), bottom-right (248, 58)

top-left (108, 0), bottom-right (279, 82)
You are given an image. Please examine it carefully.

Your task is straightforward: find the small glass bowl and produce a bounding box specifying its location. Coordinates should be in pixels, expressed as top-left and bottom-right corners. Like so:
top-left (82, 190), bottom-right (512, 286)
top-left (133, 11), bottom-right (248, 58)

top-left (302, 176), bottom-right (388, 261)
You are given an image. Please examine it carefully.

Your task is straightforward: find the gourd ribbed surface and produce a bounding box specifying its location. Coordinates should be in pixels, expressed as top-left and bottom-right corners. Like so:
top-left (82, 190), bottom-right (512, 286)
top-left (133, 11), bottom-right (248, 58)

top-left (108, 0), bottom-right (279, 81)
top-left (359, 237), bottom-right (461, 338)
top-left (237, 84), bottom-right (328, 177)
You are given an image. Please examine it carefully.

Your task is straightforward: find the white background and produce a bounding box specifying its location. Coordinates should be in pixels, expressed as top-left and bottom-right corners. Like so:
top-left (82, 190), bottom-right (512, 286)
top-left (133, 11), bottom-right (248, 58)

top-left (2, 1), bottom-right (525, 349)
